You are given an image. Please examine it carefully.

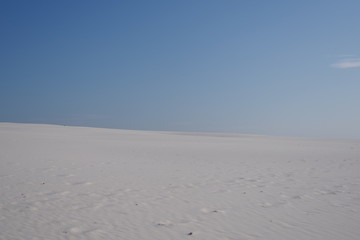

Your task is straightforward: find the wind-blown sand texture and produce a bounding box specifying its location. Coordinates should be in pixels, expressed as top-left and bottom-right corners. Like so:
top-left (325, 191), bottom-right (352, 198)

top-left (1, 123), bottom-right (360, 240)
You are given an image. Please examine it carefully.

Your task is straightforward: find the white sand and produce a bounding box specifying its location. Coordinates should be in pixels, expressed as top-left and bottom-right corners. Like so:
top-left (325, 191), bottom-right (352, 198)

top-left (1, 123), bottom-right (359, 240)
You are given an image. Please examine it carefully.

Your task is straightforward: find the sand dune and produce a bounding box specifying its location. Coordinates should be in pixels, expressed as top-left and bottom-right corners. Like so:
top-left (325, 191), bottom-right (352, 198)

top-left (1, 123), bottom-right (359, 240)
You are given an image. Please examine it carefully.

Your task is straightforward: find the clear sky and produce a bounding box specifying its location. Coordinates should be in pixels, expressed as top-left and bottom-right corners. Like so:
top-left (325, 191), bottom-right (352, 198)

top-left (1, 0), bottom-right (360, 138)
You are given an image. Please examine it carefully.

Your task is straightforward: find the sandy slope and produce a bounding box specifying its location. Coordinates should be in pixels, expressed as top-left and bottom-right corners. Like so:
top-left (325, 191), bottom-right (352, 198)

top-left (0, 123), bottom-right (360, 240)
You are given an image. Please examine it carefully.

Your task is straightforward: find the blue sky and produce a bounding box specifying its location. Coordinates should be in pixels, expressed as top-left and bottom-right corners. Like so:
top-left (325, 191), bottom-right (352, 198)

top-left (1, 0), bottom-right (360, 138)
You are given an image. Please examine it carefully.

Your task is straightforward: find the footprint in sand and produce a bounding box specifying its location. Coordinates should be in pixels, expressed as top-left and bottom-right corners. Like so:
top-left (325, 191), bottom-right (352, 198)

top-left (200, 207), bottom-right (225, 214)
top-left (155, 220), bottom-right (174, 227)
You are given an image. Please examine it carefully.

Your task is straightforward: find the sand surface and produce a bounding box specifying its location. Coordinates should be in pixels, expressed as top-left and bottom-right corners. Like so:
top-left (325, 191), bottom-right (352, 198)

top-left (1, 123), bottom-right (360, 240)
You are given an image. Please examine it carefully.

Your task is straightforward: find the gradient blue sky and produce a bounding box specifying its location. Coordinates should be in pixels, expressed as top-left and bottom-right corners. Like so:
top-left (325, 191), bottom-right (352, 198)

top-left (1, 1), bottom-right (360, 138)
